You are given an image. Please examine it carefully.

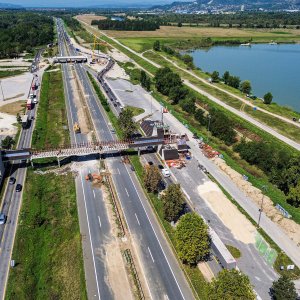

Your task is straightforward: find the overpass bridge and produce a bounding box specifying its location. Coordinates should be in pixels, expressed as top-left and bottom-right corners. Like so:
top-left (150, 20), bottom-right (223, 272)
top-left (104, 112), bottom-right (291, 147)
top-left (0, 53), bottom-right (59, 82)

top-left (53, 55), bottom-right (88, 63)
top-left (1, 135), bottom-right (177, 163)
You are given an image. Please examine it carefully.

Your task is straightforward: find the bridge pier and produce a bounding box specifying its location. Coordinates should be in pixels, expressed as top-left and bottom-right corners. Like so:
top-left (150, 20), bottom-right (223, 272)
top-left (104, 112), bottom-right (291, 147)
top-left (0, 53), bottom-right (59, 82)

top-left (57, 156), bottom-right (60, 168)
top-left (138, 148), bottom-right (141, 156)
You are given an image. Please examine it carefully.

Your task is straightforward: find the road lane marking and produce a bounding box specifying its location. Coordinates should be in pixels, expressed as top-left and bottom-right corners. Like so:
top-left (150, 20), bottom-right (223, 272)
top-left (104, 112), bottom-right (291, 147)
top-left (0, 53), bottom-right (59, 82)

top-left (135, 213), bottom-right (140, 226)
top-left (117, 168), bottom-right (120, 175)
top-left (125, 188), bottom-right (129, 197)
top-left (93, 190), bottom-right (96, 198)
top-left (148, 247), bottom-right (155, 263)
top-left (80, 175), bottom-right (101, 300)
top-left (98, 216), bottom-right (102, 228)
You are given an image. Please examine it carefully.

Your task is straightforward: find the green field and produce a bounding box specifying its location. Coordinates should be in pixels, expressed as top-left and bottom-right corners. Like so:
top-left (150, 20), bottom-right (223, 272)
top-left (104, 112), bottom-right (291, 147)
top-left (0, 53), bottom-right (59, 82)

top-left (6, 171), bottom-right (87, 300)
top-left (0, 70), bottom-right (26, 78)
top-left (32, 68), bottom-right (70, 149)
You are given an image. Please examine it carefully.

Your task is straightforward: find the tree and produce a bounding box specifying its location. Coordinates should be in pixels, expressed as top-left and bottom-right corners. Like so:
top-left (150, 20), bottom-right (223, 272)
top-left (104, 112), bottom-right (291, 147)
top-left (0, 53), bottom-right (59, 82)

top-left (181, 54), bottom-right (194, 68)
top-left (140, 70), bottom-right (147, 87)
top-left (228, 75), bottom-right (241, 89)
top-left (264, 92), bottom-right (273, 104)
top-left (179, 97), bottom-right (196, 114)
top-left (118, 108), bottom-right (137, 139)
top-left (194, 109), bottom-right (207, 126)
top-left (155, 67), bottom-right (182, 96)
top-left (178, 22), bottom-right (182, 27)
top-left (271, 275), bottom-right (297, 300)
top-left (144, 77), bottom-right (151, 91)
top-left (223, 71), bottom-right (230, 84)
top-left (1, 136), bottom-right (15, 149)
top-left (169, 86), bottom-right (188, 104)
top-left (209, 269), bottom-right (256, 300)
top-left (287, 181), bottom-right (300, 208)
top-left (161, 184), bottom-right (185, 222)
top-left (174, 213), bottom-right (210, 265)
top-left (211, 71), bottom-right (219, 82)
top-left (240, 80), bottom-right (252, 94)
top-left (144, 165), bottom-right (162, 193)
top-left (153, 40), bottom-right (160, 51)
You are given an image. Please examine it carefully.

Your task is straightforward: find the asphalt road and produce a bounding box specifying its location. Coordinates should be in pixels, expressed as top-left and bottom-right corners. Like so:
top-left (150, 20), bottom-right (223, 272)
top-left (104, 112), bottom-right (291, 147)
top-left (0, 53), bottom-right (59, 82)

top-left (58, 19), bottom-right (195, 300)
top-left (57, 19), bottom-right (115, 300)
top-left (0, 53), bottom-right (41, 299)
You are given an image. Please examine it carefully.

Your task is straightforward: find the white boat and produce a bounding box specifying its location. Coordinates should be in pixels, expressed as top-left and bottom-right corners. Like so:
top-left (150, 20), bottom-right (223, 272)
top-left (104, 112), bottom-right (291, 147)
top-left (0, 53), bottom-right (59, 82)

top-left (240, 43), bottom-right (251, 46)
top-left (269, 41), bottom-right (278, 45)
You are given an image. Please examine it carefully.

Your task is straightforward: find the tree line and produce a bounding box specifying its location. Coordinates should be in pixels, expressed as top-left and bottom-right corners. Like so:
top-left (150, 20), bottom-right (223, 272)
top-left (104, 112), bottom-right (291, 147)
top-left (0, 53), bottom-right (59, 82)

top-left (91, 19), bottom-right (160, 31)
top-left (0, 12), bottom-right (54, 58)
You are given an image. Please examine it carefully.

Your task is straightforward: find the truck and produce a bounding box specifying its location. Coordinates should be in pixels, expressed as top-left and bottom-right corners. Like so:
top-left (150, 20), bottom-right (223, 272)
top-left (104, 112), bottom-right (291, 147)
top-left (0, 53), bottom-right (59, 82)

top-left (21, 115), bottom-right (29, 129)
top-left (26, 98), bottom-right (32, 110)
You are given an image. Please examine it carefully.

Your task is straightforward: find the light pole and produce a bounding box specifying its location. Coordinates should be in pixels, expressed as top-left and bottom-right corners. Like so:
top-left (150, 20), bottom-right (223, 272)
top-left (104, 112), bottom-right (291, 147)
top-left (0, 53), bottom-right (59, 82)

top-left (257, 185), bottom-right (267, 228)
top-left (207, 114), bottom-right (211, 143)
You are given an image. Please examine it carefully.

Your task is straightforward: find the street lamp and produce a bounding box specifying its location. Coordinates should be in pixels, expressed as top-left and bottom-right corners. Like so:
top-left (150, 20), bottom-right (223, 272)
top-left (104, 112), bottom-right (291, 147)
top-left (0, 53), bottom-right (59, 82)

top-left (257, 185), bottom-right (268, 228)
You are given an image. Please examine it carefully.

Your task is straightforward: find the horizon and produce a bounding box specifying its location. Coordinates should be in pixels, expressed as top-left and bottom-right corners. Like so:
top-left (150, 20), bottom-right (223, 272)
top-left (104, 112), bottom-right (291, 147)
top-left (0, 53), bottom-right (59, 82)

top-left (0, 0), bottom-right (189, 7)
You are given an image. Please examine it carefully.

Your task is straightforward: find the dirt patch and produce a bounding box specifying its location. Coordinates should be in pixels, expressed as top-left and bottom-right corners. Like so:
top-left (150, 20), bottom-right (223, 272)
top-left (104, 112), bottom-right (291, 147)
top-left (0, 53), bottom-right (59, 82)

top-left (78, 14), bottom-right (107, 25)
top-left (0, 100), bottom-right (25, 115)
top-left (108, 48), bottom-right (130, 63)
top-left (198, 181), bottom-right (256, 244)
top-left (213, 157), bottom-right (300, 247)
top-left (198, 262), bottom-right (214, 282)
top-left (0, 112), bottom-right (18, 137)
top-left (106, 61), bottom-right (129, 80)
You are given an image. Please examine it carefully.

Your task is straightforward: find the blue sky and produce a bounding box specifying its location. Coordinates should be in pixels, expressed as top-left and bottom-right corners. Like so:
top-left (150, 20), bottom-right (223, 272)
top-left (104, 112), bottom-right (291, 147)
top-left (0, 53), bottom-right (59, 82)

top-left (2, 0), bottom-right (181, 7)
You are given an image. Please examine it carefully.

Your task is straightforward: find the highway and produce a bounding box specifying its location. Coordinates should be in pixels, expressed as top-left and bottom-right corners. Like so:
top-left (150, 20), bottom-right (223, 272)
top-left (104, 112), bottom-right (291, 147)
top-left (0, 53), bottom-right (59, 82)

top-left (58, 19), bottom-right (194, 300)
top-left (57, 19), bottom-right (116, 300)
top-left (0, 52), bottom-right (42, 299)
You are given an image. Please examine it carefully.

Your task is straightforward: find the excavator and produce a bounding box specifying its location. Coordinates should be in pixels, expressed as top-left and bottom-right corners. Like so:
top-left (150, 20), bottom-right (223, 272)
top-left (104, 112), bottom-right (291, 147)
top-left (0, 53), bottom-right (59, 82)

top-left (73, 122), bottom-right (81, 134)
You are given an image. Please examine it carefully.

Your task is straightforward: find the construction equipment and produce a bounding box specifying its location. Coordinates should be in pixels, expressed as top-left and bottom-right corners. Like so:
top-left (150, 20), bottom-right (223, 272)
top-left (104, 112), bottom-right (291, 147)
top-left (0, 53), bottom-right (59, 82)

top-left (92, 36), bottom-right (107, 61)
top-left (73, 122), bottom-right (81, 134)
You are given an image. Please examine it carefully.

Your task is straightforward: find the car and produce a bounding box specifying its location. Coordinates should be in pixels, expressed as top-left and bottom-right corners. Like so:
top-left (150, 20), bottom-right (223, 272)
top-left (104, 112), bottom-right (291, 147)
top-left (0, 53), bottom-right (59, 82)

top-left (29, 93), bottom-right (35, 99)
top-left (162, 168), bottom-right (171, 177)
top-left (9, 177), bottom-right (16, 185)
top-left (16, 184), bottom-right (22, 192)
top-left (0, 213), bottom-right (6, 225)
top-left (33, 98), bottom-right (38, 104)
top-left (130, 165), bottom-right (135, 171)
top-left (146, 145), bottom-right (154, 152)
top-left (158, 180), bottom-right (166, 191)
top-left (158, 164), bottom-right (164, 170)
top-left (148, 161), bottom-right (153, 166)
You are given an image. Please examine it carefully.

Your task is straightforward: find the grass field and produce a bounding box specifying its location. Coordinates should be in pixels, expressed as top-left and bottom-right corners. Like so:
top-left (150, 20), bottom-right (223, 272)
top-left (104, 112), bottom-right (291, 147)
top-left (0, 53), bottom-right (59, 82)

top-left (6, 171), bottom-right (87, 300)
top-left (0, 70), bottom-right (26, 78)
top-left (32, 68), bottom-right (69, 149)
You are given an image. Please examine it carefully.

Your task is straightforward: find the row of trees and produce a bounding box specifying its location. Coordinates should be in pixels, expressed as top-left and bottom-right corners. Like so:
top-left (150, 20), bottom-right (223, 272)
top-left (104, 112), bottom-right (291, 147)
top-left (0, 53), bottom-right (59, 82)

top-left (140, 70), bottom-right (151, 91)
top-left (213, 71), bottom-right (273, 104)
top-left (143, 166), bottom-right (259, 299)
top-left (154, 67), bottom-right (237, 145)
top-left (92, 19), bottom-right (160, 31)
top-left (0, 12), bottom-right (54, 58)
top-left (234, 140), bottom-right (300, 207)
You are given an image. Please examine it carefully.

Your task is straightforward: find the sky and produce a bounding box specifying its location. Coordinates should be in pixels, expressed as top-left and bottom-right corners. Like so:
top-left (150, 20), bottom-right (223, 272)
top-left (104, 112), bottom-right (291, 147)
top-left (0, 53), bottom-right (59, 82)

top-left (1, 0), bottom-right (182, 7)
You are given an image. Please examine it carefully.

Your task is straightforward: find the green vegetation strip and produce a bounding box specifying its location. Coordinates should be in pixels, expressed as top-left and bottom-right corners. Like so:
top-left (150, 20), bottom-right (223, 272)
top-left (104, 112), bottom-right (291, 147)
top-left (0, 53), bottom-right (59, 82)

top-left (226, 245), bottom-right (241, 259)
top-left (0, 70), bottom-right (25, 78)
top-left (32, 68), bottom-right (69, 149)
top-left (6, 171), bottom-right (87, 300)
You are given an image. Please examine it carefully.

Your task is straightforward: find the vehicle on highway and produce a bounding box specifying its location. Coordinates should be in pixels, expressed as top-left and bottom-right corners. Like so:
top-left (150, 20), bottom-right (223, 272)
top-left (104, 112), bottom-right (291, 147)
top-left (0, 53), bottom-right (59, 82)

top-left (15, 184), bottom-right (22, 192)
top-left (9, 177), bottom-right (16, 185)
top-left (29, 93), bottom-right (35, 99)
top-left (162, 168), bottom-right (171, 177)
top-left (21, 115), bottom-right (29, 129)
top-left (0, 213), bottom-right (6, 225)
top-left (26, 98), bottom-right (32, 110)
top-left (33, 98), bottom-right (38, 104)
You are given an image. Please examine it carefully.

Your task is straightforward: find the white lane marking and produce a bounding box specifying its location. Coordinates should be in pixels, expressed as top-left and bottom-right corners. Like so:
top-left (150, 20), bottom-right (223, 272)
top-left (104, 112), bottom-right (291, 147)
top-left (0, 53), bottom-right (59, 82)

top-left (135, 213), bottom-right (140, 226)
top-left (98, 215), bottom-right (102, 228)
top-left (125, 188), bottom-right (129, 197)
top-left (126, 166), bottom-right (186, 300)
top-left (80, 175), bottom-right (101, 300)
top-left (148, 247), bottom-right (155, 263)
top-left (93, 190), bottom-right (96, 198)
top-left (117, 168), bottom-right (120, 175)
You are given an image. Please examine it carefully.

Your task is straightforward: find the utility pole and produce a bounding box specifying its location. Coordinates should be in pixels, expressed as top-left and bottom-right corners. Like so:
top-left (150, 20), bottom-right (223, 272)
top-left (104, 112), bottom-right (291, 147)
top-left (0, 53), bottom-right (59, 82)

top-left (257, 185), bottom-right (267, 228)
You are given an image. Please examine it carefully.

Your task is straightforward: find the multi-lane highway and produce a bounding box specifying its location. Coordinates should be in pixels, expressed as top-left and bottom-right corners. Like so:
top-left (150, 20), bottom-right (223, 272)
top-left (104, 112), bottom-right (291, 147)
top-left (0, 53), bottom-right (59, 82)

top-left (0, 53), bottom-right (41, 299)
top-left (57, 18), bottom-right (194, 300)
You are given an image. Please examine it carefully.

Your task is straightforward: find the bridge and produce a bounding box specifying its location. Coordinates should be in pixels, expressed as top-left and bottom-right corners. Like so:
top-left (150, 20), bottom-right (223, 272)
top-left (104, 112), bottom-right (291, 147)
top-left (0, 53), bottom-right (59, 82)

top-left (1, 135), bottom-right (178, 163)
top-left (53, 55), bottom-right (88, 63)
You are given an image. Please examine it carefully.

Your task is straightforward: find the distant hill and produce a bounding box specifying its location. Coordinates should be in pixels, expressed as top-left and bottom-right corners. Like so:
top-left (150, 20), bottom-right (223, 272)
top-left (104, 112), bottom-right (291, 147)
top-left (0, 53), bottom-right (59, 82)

top-left (0, 2), bottom-right (22, 8)
top-left (152, 0), bottom-right (300, 11)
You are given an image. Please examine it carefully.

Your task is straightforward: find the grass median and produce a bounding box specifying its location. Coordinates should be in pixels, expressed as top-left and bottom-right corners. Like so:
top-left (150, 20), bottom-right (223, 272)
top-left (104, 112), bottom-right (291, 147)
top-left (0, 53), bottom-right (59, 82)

top-left (6, 171), bottom-right (87, 300)
top-left (6, 67), bottom-right (87, 299)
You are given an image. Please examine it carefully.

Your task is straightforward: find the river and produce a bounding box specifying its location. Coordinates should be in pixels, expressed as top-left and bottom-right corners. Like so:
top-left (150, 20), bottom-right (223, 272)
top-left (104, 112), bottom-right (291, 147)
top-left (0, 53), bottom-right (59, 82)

top-left (187, 44), bottom-right (300, 112)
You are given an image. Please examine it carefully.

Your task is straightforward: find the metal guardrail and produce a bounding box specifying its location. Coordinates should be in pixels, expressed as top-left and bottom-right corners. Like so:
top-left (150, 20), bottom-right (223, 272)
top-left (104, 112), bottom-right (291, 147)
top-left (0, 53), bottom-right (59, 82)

top-left (123, 249), bottom-right (145, 300)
